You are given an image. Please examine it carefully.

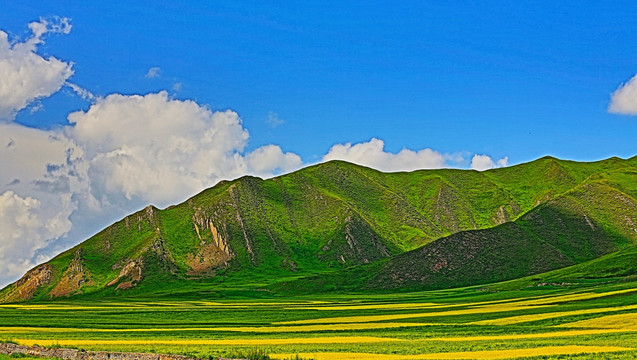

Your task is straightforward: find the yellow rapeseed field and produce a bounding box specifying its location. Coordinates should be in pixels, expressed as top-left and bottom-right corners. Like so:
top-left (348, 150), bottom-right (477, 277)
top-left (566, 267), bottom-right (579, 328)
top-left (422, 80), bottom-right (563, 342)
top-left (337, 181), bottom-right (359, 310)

top-left (14, 336), bottom-right (402, 347)
top-left (0, 322), bottom-right (436, 334)
top-left (294, 302), bottom-right (439, 311)
top-left (276, 305), bottom-right (548, 324)
top-left (558, 312), bottom-right (637, 329)
top-left (270, 345), bottom-right (633, 360)
top-left (472, 304), bottom-right (637, 325)
top-left (287, 297), bottom-right (531, 311)
top-left (424, 328), bottom-right (636, 341)
top-left (0, 305), bottom-right (143, 310)
top-left (508, 288), bottom-right (637, 306)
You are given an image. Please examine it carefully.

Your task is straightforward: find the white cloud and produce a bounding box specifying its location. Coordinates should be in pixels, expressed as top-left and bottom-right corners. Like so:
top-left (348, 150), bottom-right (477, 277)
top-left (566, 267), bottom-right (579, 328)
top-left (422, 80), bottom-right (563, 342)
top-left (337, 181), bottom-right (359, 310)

top-left (0, 191), bottom-right (43, 279)
top-left (145, 66), bottom-right (161, 79)
top-left (0, 123), bottom-right (84, 193)
top-left (246, 144), bottom-right (302, 174)
top-left (497, 156), bottom-right (509, 167)
top-left (66, 82), bottom-right (95, 101)
top-left (0, 190), bottom-right (75, 281)
top-left (267, 111), bottom-right (284, 128)
top-left (470, 154), bottom-right (508, 171)
top-left (322, 138), bottom-right (448, 172)
top-left (28, 17), bottom-right (72, 39)
top-left (67, 91), bottom-right (301, 208)
top-left (67, 91), bottom-right (248, 207)
top-left (609, 74), bottom-right (637, 115)
top-left (0, 123), bottom-right (88, 286)
top-left (0, 17), bottom-right (74, 121)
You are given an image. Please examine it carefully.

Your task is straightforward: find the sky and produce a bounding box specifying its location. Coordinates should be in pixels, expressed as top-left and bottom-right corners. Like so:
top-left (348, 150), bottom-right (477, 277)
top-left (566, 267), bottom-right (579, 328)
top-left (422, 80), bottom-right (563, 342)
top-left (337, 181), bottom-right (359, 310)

top-left (2, 1), bottom-right (637, 287)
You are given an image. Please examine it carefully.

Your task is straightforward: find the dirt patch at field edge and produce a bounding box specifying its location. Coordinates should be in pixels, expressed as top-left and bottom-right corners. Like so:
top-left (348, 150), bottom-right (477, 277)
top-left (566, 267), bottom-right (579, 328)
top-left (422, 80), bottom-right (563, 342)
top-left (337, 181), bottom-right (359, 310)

top-left (0, 342), bottom-right (243, 360)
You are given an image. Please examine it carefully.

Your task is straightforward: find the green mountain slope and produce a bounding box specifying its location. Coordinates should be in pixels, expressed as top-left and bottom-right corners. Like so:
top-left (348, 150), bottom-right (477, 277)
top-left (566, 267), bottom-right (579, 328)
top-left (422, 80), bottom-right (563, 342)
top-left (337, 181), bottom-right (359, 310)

top-left (277, 166), bottom-right (637, 292)
top-left (2, 156), bottom-right (637, 302)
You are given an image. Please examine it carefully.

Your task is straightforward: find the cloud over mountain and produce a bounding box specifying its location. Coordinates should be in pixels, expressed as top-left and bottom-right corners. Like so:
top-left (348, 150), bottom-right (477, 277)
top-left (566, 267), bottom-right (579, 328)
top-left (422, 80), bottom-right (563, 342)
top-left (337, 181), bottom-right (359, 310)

top-left (0, 124), bottom-right (81, 281)
top-left (470, 154), bottom-right (509, 171)
top-left (323, 138), bottom-right (449, 172)
top-left (67, 91), bottom-right (302, 208)
top-left (609, 74), bottom-right (637, 115)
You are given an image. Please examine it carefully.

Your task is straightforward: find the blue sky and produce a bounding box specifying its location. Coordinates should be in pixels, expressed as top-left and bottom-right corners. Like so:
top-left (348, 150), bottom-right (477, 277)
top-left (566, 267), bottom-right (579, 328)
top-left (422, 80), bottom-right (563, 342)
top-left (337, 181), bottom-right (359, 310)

top-left (5, 1), bottom-right (637, 161)
top-left (1, 1), bottom-right (637, 286)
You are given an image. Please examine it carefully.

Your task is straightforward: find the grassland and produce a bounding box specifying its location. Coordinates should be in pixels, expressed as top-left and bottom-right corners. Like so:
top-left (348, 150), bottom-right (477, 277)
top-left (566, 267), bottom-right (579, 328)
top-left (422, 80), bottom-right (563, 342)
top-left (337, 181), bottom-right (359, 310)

top-left (2, 279), bottom-right (637, 359)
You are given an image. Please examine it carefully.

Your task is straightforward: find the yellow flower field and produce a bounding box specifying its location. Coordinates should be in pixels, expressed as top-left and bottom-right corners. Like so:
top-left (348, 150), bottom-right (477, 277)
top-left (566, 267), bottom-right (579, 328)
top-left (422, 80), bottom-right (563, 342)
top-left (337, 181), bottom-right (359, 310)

top-left (424, 328), bottom-right (637, 341)
top-left (2, 284), bottom-right (637, 359)
top-left (270, 345), bottom-right (634, 360)
top-left (0, 322), bottom-right (438, 334)
top-left (558, 312), bottom-right (637, 330)
top-left (292, 302), bottom-right (440, 311)
top-left (276, 305), bottom-right (548, 324)
top-left (14, 336), bottom-right (401, 347)
top-left (509, 288), bottom-right (637, 306)
top-left (472, 304), bottom-right (637, 325)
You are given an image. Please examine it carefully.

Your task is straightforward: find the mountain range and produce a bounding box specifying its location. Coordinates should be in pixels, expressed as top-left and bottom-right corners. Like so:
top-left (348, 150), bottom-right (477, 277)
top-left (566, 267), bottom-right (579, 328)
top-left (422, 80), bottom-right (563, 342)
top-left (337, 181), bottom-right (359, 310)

top-left (3, 155), bottom-right (637, 302)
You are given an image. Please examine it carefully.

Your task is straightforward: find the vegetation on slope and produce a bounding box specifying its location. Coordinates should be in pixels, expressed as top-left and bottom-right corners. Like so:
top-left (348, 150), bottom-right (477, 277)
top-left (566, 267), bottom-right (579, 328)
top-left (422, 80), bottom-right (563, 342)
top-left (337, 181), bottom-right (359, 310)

top-left (2, 156), bottom-right (637, 302)
top-left (278, 166), bottom-right (637, 292)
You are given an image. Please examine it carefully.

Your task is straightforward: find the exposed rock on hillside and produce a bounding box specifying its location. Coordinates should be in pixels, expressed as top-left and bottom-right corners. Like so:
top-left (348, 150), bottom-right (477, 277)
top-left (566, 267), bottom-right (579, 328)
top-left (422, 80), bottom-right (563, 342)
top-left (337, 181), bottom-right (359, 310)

top-left (0, 264), bottom-right (52, 302)
top-left (49, 249), bottom-right (94, 297)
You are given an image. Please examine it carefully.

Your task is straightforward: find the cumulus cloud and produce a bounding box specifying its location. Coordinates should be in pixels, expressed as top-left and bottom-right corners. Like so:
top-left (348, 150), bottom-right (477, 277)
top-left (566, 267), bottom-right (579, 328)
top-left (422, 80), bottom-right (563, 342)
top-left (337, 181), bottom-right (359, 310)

top-left (0, 17), bottom-right (74, 121)
top-left (145, 66), bottom-right (161, 79)
top-left (0, 123), bottom-right (84, 194)
top-left (246, 144), bottom-right (302, 174)
top-left (0, 123), bottom-right (82, 281)
top-left (323, 138), bottom-right (448, 172)
top-left (470, 154), bottom-right (509, 171)
top-left (0, 190), bottom-right (75, 280)
top-left (609, 74), bottom-right (637, 115)
top-left (67, 91), bottom-right (301, 208)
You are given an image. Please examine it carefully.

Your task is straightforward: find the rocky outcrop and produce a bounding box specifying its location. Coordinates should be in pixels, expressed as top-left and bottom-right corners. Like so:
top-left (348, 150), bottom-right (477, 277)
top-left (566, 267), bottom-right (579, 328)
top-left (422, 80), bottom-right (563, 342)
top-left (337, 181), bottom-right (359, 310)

top-left (49, 250), bottom-right (94, 298)
top-left (106, 259), bottom-right (143, 290)
top-left (189, 211), bottom-right (234, 275)
top-left (0, 264), bottom-right (52, 303)
top-left (186, 238), bottom-right (232, 276)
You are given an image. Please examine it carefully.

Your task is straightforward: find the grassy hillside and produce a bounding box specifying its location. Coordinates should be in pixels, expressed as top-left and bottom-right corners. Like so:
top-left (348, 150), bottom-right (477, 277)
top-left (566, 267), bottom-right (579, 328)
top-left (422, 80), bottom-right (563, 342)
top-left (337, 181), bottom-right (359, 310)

top-left (3, 156), bottom-right (637, 302)
top-left (277, 166), bottom-right (637, 293)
